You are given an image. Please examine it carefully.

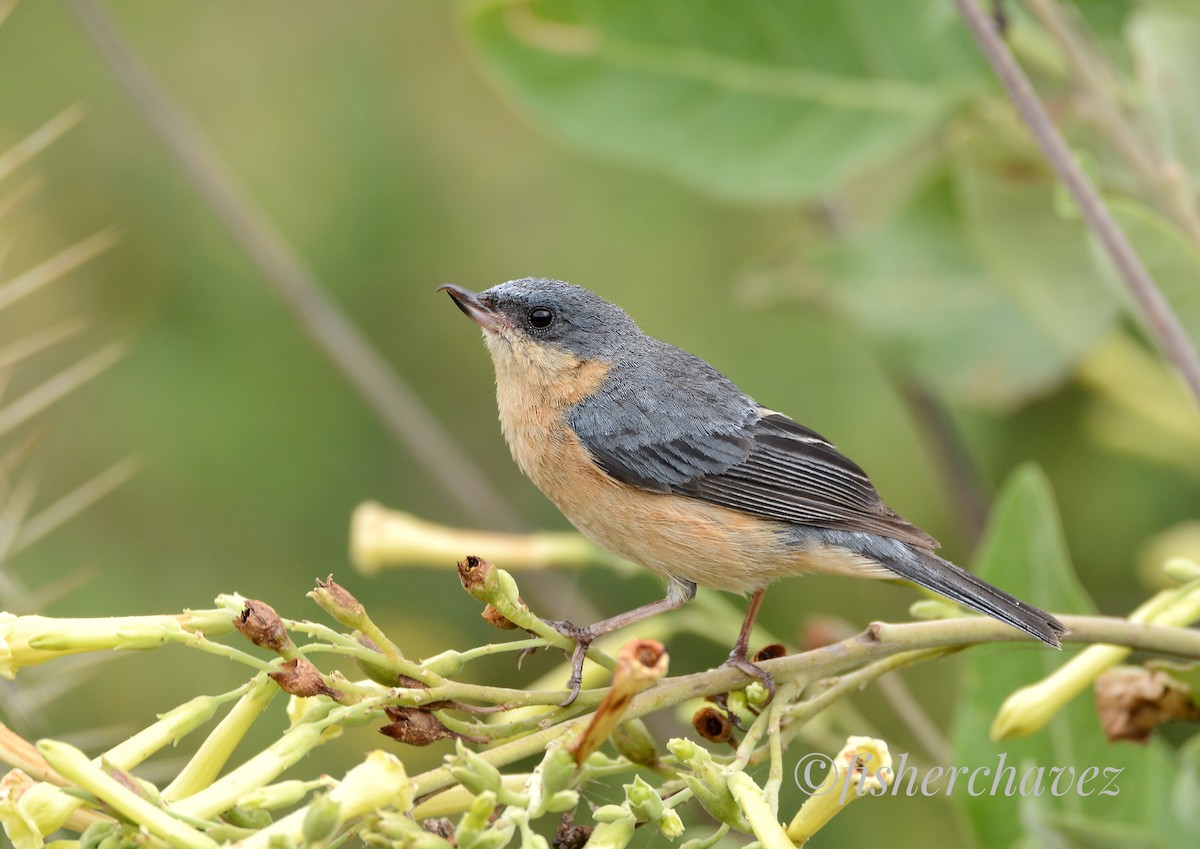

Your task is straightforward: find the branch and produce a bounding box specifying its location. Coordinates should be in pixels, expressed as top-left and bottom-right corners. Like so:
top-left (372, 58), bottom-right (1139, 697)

top-left (408, 613), bottom-right (1200, 798)
top-left (953, 0), bottom-right (1200, 406)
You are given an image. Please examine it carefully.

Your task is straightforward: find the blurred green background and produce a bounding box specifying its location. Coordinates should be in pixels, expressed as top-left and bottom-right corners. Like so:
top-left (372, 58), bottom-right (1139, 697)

top-left (2, 1), bottom-right (1199, 845)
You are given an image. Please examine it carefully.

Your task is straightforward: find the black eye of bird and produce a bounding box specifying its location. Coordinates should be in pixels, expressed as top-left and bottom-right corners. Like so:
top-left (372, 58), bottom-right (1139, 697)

top-left (529, 307), bottom-right (554, 328)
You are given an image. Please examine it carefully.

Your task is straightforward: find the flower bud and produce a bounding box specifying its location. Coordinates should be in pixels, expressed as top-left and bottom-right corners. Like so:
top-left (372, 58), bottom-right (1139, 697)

top-left (307, 576), bottom-right (366, 629)
top-left (666, 738), bottom-right (750, 832)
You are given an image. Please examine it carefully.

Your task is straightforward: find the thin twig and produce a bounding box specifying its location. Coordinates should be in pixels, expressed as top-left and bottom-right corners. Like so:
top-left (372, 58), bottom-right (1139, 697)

top-left (1022, 0), bottom-right (1200, 245)
top-left (953, 0), bottom-right (1200, 406)
top-left (64, 0), bottom-right (522, 531)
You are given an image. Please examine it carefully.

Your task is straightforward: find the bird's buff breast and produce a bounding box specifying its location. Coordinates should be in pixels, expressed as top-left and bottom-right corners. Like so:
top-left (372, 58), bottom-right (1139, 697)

top-left (484, 333), bottom-right (799, 593)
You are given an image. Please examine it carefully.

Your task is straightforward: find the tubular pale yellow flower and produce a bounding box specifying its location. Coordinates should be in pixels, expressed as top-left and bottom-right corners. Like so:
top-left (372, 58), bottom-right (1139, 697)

top-left (236, 750), bottom-right (412, 849)
top-left (727, 772), bottom-right (793, 849)
top-left (161, 675), bottom-right (277, 803)
top-left (0, 776), bottom-right (81, 849)
top-left (350, 502), bottom-right (606, 573)
top-left (167, 721), bottom-right (326, 820)
top-left (786, 736), bottom-right (892, 846)
top-left (37, 740), bottom-right (218, 849)
top-left (104, 693), bottom-right (223, 772)
top-left (0, 610), bottom-right (235, 679)
top-left (992, 571), bottom-right (1200, 741)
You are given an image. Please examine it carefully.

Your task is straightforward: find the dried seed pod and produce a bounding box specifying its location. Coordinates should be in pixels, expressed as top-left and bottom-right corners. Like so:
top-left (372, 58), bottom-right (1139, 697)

top-left (752, 643), bottom-right (787, 663)
top-left (233, 599), bottom-right (295, 655)
top-left (691, 707), bottom-right (734, 744)
top-left (268, 657), bottom-right (344, 700)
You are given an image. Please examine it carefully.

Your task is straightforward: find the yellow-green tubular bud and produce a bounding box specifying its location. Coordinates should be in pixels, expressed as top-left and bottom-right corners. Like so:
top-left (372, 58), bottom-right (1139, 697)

top-left (457, 825), bottom-right (516, 849)
top-left (455, 793), bottom-right (515, 849)
top-left (745, 681), bottom-right (771, 707)
top-left (624, 775), bottom-right (684, 838)
top-left (908, 599), bottom-right (962, 621)
top-left (786, 736), bottom-right (891, 846)
top-left (609, 719), bottom-right (658, 765)
top-left (105, 694), bottom-right (222, 771)
top-left (536, 746), bottom-right (577, 796)
top-left (421, 650), bottom-right (465, 677)
top-left (507, 809), bottom-right (550, 849)
top-left (666, 739), bottom-right (751, 832)
top-left (237, 779), bottom-right (328, 812)
top-left (446, 741), bottom-right (504, 797)
top-left (624, 776), bottom-right (663, 821)
top-left (0, 612), bottom-right (229, 679)
top-left (527, 744), bottom-right (580, 816)
top-left (301, 796), bottom-right (341, 843)
top-left (588, 806), bottom-right (637, 849)
top-left (677, 824), bottom-right (729, 849)
top-left (1164, 558), bottom-right (1200, 582)
top-left (221, 806), bottom-right (273, 830)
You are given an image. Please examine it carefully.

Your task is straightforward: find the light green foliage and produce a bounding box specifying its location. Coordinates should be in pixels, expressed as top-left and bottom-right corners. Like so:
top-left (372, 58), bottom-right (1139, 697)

top-left (469, 0), bottom-right (985, 202)
top-left (953, 466), bottom-right (1195, 849)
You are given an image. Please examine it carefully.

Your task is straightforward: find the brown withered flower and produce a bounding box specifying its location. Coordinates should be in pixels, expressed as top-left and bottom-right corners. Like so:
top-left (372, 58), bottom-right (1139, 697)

top-left (570, 638), bottom-right (668, 765)
top-left (554, 812), bottom-right (593, 849)
top-left (268, 657), bottom-right (344, 700)
top-left (233, 599), bottom-right (295, 655)
top-left (481, 603), bottom-right (518, 630)
top-left (379, 706), bottom-right (488, 746)
top-left (1095, 666), bottom-right (1200, 743)
top-left (691, 706), bottom-right (734, 744)
top-left (752, 644), bottom-right (787, 663)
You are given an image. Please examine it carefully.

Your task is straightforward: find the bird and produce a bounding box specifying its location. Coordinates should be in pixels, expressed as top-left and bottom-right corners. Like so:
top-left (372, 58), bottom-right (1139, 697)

top-left (440, 278), bottom-right (1066, 705)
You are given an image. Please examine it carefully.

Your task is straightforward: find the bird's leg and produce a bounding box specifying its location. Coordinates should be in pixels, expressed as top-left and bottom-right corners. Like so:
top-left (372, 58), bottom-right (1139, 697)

top-left (721, 587), bottom-right (775, 703)
top-left (543, 578), bottom-right (696, 706)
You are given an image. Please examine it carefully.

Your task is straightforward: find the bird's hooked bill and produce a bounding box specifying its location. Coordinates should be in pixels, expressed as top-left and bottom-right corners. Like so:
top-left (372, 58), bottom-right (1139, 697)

top-left (438, 284), bottom-right (511, 333)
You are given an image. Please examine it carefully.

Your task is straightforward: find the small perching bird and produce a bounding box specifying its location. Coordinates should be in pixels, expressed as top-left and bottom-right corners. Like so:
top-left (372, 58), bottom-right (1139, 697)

top-left (441, 278), bottom-right (1065, 705)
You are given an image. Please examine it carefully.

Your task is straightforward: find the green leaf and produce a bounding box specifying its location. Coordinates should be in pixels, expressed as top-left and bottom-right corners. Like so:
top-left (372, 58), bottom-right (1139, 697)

top-left (1128, 6), bottom-right (1200, 183)
top-left (952, 465), bottom-right (1185, 849)
top-left (772, 157), bottom-right (1116, 408)
top-left (466, 0), bottom-right (986, 200)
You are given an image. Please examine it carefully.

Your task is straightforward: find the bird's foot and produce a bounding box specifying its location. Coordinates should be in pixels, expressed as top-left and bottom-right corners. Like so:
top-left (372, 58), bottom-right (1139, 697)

top-left (722, 652), bottom-right (776, 705)
top-left (541, 618), bottom-right (595, 707)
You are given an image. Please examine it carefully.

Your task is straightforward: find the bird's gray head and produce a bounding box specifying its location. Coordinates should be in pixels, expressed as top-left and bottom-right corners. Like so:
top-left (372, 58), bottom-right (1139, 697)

top-left (439, 278), bottom-right (642, 362)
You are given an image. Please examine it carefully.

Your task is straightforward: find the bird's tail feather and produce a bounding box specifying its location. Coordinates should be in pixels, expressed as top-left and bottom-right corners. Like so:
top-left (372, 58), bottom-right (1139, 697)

top-left (892, 548), bottom-right (1066, 647)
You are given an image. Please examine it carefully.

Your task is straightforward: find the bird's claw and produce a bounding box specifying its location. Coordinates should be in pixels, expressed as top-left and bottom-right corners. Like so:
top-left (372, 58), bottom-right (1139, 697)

top-left (722, 654), bottom-right (776, 705)
top-left (540, 619), bottom-right (596, 707)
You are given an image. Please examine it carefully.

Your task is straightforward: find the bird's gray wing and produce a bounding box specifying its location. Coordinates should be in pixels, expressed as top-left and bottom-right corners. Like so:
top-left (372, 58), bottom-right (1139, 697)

top-left (568, 354), bottom-right (936, 549)
top-left (675, 412), bottom-right (938, 549)
top-left (565, 345), bottom-right (760, 492)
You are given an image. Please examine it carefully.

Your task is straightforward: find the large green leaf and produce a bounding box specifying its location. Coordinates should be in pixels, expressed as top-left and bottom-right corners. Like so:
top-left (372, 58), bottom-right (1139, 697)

top-left (467, 0), bottom-right (986, 200)
top-left (952, 465), bottom-right (1185, 849)
top-left (764, 151), bottom-right (1117, 408)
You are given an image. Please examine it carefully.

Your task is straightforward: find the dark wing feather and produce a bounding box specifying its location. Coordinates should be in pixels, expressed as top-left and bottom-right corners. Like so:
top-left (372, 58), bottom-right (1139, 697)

top-left (676, 413), bottom-right (939, 550)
